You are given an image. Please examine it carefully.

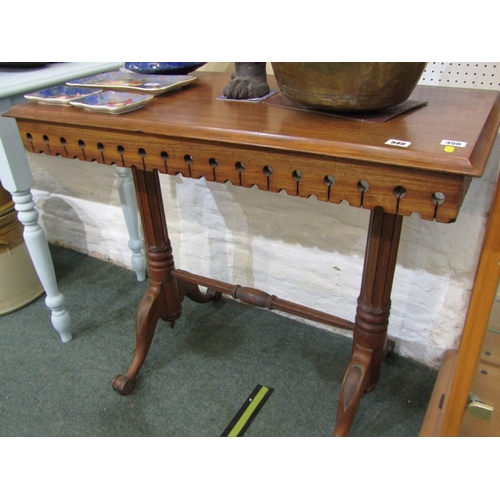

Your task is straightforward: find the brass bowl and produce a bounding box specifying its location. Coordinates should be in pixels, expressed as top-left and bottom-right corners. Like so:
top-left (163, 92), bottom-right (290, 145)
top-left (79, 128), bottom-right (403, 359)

top-left (271, 62), bottom-right (427, 112)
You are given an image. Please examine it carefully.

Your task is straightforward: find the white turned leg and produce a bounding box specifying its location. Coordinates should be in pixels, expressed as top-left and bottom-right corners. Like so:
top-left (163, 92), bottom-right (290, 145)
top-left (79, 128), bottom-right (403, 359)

top-left (0, 127), bottom-right (71, 342)
top-left (12, 190), bottom-right (72, 342)
top-left (115, 166), bottom-right (146, 282)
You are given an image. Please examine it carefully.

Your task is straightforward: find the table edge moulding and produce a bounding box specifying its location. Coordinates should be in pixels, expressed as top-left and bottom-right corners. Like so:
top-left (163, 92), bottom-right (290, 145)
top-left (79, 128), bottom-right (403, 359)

top-left (4, 72), bottom-right (500, 436)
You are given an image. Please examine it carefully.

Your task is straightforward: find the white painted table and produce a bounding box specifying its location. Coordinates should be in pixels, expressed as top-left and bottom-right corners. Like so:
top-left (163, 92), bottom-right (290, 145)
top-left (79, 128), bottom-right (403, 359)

top-left (0, 63), bottom-right (146, 342)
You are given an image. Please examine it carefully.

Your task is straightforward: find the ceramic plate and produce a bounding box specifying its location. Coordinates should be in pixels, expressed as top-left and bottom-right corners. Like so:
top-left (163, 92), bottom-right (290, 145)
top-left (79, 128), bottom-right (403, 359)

top-left (24, 86), bottom-right (102, 105)
top-left (66, 71), bottom-right (197, 96)
top-left (124, 62), bottom-right (206, 75)
top-left (69, 91), bottom-right (154, 114)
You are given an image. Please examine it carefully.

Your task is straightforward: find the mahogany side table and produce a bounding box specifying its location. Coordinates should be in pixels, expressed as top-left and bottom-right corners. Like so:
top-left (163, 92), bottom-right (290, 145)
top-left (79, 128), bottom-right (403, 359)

top-left (5, 72), bottom-right (500, 436)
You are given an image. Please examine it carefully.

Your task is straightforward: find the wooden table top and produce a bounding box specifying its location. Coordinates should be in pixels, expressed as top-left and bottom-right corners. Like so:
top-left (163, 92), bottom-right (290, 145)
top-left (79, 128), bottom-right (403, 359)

top-left (4, 72), bottom-right (500, 222)
top-left (5, 72), bottom-right (500, 176)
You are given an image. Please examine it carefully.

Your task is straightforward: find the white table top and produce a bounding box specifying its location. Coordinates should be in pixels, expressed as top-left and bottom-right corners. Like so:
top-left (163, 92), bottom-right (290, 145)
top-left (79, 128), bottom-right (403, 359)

top-left (0, 62), bottom-right (122, 99)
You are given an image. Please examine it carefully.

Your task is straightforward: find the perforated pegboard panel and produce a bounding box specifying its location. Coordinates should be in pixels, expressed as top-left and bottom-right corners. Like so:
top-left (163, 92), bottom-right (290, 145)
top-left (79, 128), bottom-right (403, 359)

top-left (419, 62), bottom-right (500, 89)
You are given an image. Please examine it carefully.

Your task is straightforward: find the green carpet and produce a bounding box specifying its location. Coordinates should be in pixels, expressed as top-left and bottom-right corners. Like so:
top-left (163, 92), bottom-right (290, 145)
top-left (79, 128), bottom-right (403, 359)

top-left (0, 245), bottom-right (437, 437)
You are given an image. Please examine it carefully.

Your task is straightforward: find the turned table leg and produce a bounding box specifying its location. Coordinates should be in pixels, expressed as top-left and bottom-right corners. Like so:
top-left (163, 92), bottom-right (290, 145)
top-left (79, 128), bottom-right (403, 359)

top-left (333, 207), bottom-right (403, 436)
top-left (115, 166), bottom-right (147, 282)
top-left (0, 129), bottom-right (72, 342)
top-left (113, 167), bottom-right (182, 395)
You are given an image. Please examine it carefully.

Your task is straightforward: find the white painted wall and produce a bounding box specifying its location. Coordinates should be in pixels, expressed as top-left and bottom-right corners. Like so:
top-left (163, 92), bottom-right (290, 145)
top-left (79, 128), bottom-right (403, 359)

top-left (26, 63), bottom-right (500, 368)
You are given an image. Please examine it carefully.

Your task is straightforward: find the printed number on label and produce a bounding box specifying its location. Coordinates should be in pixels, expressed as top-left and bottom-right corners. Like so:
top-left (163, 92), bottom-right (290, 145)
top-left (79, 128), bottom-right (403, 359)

top-left (385, 139), bottom-right (411, 148)
top-left (441, 139), bottom-right (467, 148)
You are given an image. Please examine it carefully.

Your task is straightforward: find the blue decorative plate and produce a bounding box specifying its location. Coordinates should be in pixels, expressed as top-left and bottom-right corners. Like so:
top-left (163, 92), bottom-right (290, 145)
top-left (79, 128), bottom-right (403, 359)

top-left (69, 91), bottom-right (154, 114)
top-left (66, 71), bottom-right (196, 96)
top-left (124, 62), bottom-right (206, 75)
top-left (24, 86), bottom-right (102, 105)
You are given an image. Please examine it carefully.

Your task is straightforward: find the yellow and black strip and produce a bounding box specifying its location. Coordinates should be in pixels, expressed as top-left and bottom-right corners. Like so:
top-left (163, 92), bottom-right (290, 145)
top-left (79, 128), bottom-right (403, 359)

top-left (221, 384), bottom-right (274, 437)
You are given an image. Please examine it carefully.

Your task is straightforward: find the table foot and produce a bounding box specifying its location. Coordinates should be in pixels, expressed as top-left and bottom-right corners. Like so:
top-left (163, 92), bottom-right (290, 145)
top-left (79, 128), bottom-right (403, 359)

top-left (113, 281), bottom-right (174, 395)
top-left (46, 294), bottom-right (72, 343)
top-left (333, 348), bottom-right (372, 437)
top-left (112, 374), bottom-right (135, 395)
top-left (180, 280), bottom-right (222, 304)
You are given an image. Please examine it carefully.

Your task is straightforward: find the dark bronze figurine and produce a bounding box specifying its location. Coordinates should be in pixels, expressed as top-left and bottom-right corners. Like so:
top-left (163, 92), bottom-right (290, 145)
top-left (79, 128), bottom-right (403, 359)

top-left (222, 62), bottom-right (270, 99)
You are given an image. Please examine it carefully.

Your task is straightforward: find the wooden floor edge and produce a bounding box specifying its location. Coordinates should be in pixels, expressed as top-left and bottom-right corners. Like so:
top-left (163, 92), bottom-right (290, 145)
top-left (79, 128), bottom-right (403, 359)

top-left (419, 349), bottom-right (458, 436)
